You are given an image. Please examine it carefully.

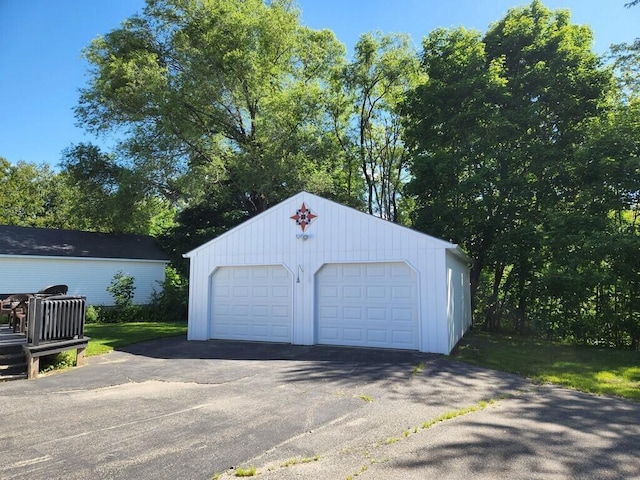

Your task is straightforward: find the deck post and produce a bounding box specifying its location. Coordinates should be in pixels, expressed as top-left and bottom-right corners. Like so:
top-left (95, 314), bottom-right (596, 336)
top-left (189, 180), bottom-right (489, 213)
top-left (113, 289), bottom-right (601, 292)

top-left (76, 346), bottom-right (87, 366)
top-left (25, 350), bottom-right (39, 380)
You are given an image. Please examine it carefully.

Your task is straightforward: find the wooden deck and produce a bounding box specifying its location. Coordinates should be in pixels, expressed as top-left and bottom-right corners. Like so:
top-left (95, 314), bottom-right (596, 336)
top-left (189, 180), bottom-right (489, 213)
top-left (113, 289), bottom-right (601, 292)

top-left (0, 323), bottom-right (26, 347)
top-left (0, 323), bottom-right (27, 381)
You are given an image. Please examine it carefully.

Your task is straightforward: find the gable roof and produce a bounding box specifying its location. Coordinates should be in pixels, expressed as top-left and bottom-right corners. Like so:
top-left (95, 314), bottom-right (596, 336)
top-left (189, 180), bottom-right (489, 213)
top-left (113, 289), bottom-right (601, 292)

top-left (184, 191), bottom-right (467, 260)
top-left (0, 225), bottom-right (170, 261)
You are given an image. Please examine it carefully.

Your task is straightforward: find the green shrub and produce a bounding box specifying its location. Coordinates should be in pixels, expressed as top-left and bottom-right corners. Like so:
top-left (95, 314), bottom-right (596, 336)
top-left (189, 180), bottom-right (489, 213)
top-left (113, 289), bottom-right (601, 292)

top-left (90, 305), bottom-right (154, 324)
top-left (85, 305), bottom-right (99, 324)
top-left (106, 271), bottom-right (136, 309)
top-left (149, 266), bottom-right (188, 322)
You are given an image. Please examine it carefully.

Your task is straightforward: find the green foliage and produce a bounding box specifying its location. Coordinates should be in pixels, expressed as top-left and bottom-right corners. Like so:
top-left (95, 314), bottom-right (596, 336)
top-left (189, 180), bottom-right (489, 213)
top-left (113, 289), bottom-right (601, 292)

top-left (85, 305), bottom-right (99, 324)
top-left (157, 188), bottom-right (249, 275)
top-left (403, 0), bottom-right (640, 349)
top-left (411, 361), bottom-right (426, 377)
top-left (106, 271), bottom-right (136, 309)
top-left (149, 265), bottom-right (189, 321)
top-left (280, 456), bottom-right (319, 467)
top-left (234, 466), bottom-right (257, 477)
top-left (0, 158), bottom-right (75, 228)
top-left (59, 143), bottom-right (177, 235)
top-left (92, 267), bottom-right (187, 324)
top-left (332, 32), bottom-right (424, 221)
top-left (92, 305), bottom-right (151, 324)
top-left (39, 351), bottom-right (77, 373)
top-left (76, 0), bottom-right (354, 217)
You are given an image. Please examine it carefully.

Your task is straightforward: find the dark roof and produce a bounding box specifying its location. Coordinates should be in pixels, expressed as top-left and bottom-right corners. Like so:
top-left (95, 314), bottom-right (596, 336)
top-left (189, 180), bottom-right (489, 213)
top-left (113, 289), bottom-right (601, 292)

top-left (0, 225), bottom-right (170, 261)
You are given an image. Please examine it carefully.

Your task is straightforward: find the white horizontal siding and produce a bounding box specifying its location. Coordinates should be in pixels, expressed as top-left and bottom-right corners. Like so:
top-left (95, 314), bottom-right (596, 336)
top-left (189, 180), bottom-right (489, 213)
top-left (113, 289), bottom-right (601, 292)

top-left (0, 256), bottom-right (167, 306)
top-left (186, 191), bottom-right (469, 354)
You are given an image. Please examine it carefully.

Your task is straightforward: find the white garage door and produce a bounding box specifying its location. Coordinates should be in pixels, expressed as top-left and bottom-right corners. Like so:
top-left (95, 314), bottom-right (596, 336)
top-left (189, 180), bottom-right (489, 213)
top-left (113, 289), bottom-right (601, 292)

top-left (315, 262), bottom-right (419, 350)
top-left (211, 265), bottom-right (292, 342)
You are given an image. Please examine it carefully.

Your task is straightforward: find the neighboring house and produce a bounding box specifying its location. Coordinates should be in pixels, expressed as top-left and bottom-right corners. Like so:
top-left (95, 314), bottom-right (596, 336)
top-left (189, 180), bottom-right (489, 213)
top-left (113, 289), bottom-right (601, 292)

top-left (185, 191), bottom-right (472, 355)
top-left (0, 225), bottom-right (170, 306)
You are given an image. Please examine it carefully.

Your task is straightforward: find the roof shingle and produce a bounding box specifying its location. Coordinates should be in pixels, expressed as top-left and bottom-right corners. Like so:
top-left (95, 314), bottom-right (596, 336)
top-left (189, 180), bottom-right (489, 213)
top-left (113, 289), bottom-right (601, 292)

top-left (0, 225), bottom-right (169, 261)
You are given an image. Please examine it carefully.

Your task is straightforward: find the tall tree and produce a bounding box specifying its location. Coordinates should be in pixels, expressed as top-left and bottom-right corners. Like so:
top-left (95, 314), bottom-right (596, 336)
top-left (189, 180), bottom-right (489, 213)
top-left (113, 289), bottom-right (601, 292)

top-left (332, 32), bottom-right (423, 221)
top-left (59, 143), bottom-right (175, 235)
top-left (0, 158), bottom-right (74, 228)
top-left (405, 1), bottom-right (612, 332)
top-left (76, 0), bottom-right (350, 216)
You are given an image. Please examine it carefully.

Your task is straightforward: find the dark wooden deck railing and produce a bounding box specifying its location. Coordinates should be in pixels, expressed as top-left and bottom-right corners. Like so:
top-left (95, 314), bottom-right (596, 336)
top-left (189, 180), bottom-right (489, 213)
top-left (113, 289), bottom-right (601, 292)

top-left (26, 295), bottom-right (86, 346)
top-left (23, 295), bottom-right (90, 378)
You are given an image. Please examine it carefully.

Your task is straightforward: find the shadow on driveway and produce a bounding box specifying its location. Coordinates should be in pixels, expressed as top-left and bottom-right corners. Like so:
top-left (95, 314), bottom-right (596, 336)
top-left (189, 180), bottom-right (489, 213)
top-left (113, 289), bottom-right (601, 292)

top-left (118, 336), bottom-right (528, 407)
top-left (1, 336), bottom-right (638, 480)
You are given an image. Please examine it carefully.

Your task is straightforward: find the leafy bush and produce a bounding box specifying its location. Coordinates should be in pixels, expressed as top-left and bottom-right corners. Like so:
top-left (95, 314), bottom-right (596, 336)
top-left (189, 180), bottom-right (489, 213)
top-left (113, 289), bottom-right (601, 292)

top-left (87, 305), bottom-right (155, 324)
top-left (87, 267), bottom-right (187, 324)
top-left (149, 266), bottom-right (188, 322)
top-left (106, 271), bottom-right (136, 309)
top-left (85, 305), bottom-right (99, 323)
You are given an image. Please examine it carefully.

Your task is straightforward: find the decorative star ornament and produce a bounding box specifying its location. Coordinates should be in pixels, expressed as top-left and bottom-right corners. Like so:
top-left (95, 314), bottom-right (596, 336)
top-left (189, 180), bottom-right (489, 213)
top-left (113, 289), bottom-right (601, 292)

top-left (290, 203), bottom-right (317, 232)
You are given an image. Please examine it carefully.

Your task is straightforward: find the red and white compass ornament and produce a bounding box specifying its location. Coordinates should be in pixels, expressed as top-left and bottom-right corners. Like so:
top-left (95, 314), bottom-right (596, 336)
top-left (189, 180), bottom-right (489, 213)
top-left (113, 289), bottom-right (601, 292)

top-left (290, 202), bottom-right (317, 232)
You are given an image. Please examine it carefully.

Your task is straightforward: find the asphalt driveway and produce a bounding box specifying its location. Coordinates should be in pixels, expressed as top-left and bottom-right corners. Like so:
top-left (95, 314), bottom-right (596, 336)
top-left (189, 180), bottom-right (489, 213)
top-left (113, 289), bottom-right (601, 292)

top-left (0, 337), bottom-right (638, 480)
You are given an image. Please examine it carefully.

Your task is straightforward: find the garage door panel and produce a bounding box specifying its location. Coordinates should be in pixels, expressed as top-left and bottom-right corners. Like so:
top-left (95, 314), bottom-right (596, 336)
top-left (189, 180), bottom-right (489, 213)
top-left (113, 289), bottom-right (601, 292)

top-left (344, 307), bottom-right (362, 320)
top-left (251, 324), bottom-right (269, 337)
top-left (272, 268), bottom-right (289, 279)
top-left (271, 305), bottom-right (290, 318)
top-left (391, 265), bottom-right (412, 277)
top-left (366, 286), bottom-right (385, 298)
top-left (343, 328), bottom-right (364, 341)
top-left (252, 286), bottom-right (268, 297)
top-left (367, 329), bottom-right (388, 342)
top-left (316, 262), bottom-right (418, 350)
top-left (366, 307), bottom-right (386, 321)
top-left (391, 286), bottom-right (412, 298)
top-left (319, 326), bottom-right (339, 340)
top-left (251, 305), bottom-right (268, 317)
top-left (233, 286), bottom-right (249, 297)
top-left (211, 266), bottom-right (292, 343)
top-left (233, 269), bottom-right (250, 279)
top-left (272, 286), bottom-right (289, 298)
top-left (319, 286), bottom-right (339, 298)
top-left (234, 304), bottom-right (251, 316)
top-left (270, 325), bottom-right (290, 339)
top-left (343, 265), bottom-right (362, 277)
top-left (391, 307), bottom-right (413, 322)
top-left (366, 264), bottom-right (386, 277)
top-left (343, 286), bottom-right (362, 298)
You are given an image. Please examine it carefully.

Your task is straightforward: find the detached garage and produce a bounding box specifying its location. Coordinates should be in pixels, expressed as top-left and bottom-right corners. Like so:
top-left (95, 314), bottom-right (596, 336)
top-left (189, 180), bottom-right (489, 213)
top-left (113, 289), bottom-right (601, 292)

top-left (184, 191), bottom-right (471, 354)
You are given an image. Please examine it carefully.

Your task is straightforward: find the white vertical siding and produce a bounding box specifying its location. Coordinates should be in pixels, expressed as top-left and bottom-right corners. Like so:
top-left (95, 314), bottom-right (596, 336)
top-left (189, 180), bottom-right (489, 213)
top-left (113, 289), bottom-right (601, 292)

top-left (0, 256), bottom-right (166, 306)
top-left (185, 192), bottom-right (470, 354)
top-left (445, 250), bottom-right (473, 352)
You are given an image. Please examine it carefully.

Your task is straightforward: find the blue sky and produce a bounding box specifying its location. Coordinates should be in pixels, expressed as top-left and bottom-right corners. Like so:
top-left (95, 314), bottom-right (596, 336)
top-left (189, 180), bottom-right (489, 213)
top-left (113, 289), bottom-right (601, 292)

top-left (1, 0), bottom-right (638, 168)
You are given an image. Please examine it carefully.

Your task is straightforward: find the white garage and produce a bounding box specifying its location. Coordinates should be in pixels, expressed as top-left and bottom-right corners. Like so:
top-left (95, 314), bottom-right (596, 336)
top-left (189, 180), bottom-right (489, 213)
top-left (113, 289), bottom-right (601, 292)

top-left (185, 191), bottom-right (471, 355)
top-left (210, 265), bottom-right (292, 342)
top-left (315, 262), bottom-right (418, 350)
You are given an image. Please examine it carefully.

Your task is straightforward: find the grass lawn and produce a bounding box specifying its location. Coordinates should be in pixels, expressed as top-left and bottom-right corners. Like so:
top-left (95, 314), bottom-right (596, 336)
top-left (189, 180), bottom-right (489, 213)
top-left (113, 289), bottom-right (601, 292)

top-left (40, 321), bottom-right (187, 373)
top-left (84, 321), bottom-right (188, 356)
top-left (452, 329), bottom-right (640, 401)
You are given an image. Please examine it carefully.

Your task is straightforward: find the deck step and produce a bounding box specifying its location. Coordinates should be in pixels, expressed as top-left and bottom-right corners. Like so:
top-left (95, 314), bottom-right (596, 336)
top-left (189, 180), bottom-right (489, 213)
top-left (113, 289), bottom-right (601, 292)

top-left (0, 362), bottom-right (27, 373)
top-left (0, 344), bottom-right (24, 356)
top-left (0, 373), bottom-right (28, 382)
top-left (0, 351), bottom-right (26, 364)
top-left (0, 346), bottom-right (28, 382)
top-left (0, 324), bottom-right (28, 381)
